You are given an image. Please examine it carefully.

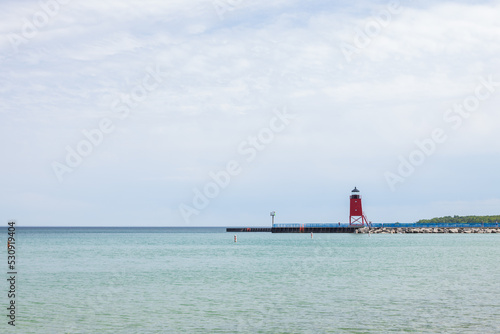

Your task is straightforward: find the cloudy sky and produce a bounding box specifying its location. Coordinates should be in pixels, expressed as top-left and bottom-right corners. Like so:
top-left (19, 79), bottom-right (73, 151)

top-left (1, 0), bottom-right (499, 226)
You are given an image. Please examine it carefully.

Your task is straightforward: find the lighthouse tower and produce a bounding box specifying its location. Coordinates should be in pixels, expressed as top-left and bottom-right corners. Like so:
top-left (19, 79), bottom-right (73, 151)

top-left (349, 187), bottom-right (368, 226)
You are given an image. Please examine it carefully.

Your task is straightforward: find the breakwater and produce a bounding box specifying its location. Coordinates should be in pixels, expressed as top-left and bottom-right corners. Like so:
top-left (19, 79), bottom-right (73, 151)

top-left (226, 227), bottom-right (359, 233)
top-left (356, 227), bottom-right (500, 234)
top-left (226, 226), bottom-right (500, 234)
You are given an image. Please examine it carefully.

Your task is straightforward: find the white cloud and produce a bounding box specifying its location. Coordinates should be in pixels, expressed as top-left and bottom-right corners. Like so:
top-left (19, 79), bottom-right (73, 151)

top-left (1, 0), bottom-right (499, 226)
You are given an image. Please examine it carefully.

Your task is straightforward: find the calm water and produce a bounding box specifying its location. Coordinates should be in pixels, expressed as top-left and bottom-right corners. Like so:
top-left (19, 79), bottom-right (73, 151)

top-left (2, 227), bottom-right (500, 333)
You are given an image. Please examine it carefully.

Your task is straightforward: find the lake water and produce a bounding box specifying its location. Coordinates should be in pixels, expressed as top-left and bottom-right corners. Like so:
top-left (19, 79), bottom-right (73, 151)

top-left (2, 227), bottom-right (500, 333)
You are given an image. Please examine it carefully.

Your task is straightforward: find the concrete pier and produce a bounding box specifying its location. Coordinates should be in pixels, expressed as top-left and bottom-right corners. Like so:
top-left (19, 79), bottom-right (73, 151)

top-left (272, 226), bottom-right (359, 233)
top-left (226, 227), bottom-right (360, 233)
top-left (227, 227), bottom-right (272, 232)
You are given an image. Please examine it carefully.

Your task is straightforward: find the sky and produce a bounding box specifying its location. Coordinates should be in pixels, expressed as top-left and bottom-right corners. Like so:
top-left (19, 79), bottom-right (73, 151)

top-left (1, 0), bottom-right (499, 226)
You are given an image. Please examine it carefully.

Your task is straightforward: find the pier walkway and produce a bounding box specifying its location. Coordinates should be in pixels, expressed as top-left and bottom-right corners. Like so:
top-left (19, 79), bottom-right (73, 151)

top-left (226, 226), bottom-right (360, 233)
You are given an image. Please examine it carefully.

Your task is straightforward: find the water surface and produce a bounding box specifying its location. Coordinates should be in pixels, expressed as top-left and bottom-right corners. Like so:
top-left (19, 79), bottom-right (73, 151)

top-left (3, 227), bottom-right (499, 333)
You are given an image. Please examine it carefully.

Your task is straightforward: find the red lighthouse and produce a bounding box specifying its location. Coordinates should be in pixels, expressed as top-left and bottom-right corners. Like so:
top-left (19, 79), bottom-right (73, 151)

top-left (349, 187), bottom-right (368, 226)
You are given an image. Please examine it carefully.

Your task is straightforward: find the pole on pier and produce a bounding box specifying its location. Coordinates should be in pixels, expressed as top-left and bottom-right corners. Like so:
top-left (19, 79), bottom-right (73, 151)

top-left (270, 211), bottom-right (276, 227)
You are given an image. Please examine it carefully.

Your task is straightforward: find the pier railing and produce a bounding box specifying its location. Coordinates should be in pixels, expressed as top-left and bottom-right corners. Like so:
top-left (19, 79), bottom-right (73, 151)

top-left (274, 223), bottom-right (345, 228)
top-left (271, 222), bottom-right (499, 228)
top-left (374, 223), bottom-right (499, 228)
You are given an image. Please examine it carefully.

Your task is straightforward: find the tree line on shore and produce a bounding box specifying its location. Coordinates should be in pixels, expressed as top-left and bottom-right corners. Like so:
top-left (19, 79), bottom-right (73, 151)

top-left (415, 215), bottom-right (500, 225)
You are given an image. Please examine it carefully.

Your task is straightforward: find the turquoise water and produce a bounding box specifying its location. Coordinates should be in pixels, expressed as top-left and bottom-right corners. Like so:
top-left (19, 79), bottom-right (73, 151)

top-left (2, 228), bottom-right (500, 333)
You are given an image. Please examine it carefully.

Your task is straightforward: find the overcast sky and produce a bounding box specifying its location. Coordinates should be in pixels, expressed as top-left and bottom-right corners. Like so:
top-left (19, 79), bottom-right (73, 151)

top-left (1, 0), bottom-right (499, 226)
